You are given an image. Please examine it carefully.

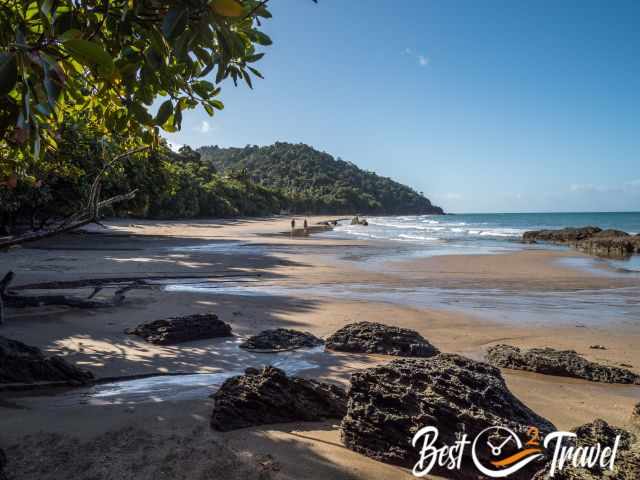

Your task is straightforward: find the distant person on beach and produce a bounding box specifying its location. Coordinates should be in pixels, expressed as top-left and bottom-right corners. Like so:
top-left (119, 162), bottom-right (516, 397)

top-left (291, 218), bottom-right (295, 238)
top-left (304, 218), bottom-right (308, 233)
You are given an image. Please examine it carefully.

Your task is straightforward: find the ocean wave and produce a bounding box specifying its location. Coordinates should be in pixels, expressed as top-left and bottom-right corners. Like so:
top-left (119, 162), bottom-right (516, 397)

top-left (398, 234), bottom-right (439, 241)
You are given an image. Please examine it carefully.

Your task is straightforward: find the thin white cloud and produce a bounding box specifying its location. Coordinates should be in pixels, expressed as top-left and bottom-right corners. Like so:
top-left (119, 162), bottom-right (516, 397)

top-left (198, 120), bottom-right (210, 133)
top-left (444, 192), bottom-right (462, 200)
top-left (403, 48), bottom-right (430, 67)
top-left (570, 180), bottom-right (640, 194)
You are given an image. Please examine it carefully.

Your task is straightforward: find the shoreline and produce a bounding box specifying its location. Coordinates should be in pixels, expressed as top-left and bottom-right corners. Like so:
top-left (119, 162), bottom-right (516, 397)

top-left (2, 216), bottom-right (640, 479)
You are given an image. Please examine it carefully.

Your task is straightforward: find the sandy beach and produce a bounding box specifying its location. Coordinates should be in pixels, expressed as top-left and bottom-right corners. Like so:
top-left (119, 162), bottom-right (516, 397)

top-left (2, 216), bottom-right (640, 479)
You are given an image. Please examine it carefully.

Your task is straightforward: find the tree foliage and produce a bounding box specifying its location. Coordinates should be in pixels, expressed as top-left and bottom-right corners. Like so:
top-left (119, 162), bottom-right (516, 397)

top-left (0, 122), bottom-right (285, 233)
top-left (199, 142), bottom-right (444, 215)
top-left (0, 0), bottom-right (272, 177)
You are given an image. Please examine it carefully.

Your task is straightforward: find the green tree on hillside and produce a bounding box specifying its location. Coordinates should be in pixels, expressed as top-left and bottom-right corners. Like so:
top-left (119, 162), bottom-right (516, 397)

top-left (199, 142), bottom-right (444, 215)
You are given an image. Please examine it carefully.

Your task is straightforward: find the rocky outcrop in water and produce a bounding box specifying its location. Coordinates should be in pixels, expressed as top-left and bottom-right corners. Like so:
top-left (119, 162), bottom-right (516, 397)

top-left (0, 335), bottom-right (93, 385)
top-left (523, 226), bottom-right (603, 243)
top-left (211, 366), bottom-right (347, 431)
top-left (340, 354), bottom-right (555, 474)
top-left (350, 216), bottom-right (368, 226)
top-left (532, 419), bottom-right (639, 479)
top-left (325, 321), bottom-right (439, 357)
top-left (577, 234), bottom-right (640, 258)
top-left (522, 226), bottom-right (640, 258)
top-left (125, 313), bottom-right (232, 345)
top-left (487, 345), bottom-right (640, 384)
top-left (239, 328), bottom-right (324, 352)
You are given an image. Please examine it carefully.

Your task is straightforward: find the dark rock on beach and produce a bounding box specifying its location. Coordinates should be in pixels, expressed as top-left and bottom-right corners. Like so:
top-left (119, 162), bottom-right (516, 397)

top-left (486, 345), bottom-right (640, 384)
top-left (239, 328), bottom-right (324, 352)
top-left (350, 216), bottom-right (368, 226)
top-left (211, 366), bottom-right (347, 431)
top-left (532, 419), bottom-right (639, 480)
top-left (593, 229), bottom-right (630, 238)
top-left (523, 226), bottom-right (602, 243)
top-left (572, 418), bottom-right (634, 450)
top-left (340, 354), bottom-right (555, 473)
top-left (577, 234), bottom-right (640, 258)
top-left (522, 226), bottom-right (640, 258)
top-left (125, 313), bottom-right (232, 345)
top-left (325, 321), bottom-right (439, 357)
top-left (0, 335), bottom-right (93, 385)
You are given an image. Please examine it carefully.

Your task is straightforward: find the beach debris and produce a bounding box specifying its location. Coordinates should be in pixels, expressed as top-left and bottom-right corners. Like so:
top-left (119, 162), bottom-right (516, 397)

top-left (340, 354), bottom-right (555, 472)
top-left (256, 454), bottom-right (281, 475)
top-left (125, 313), bottom-right (232, 345)
top-left (325, 321), bottom-right (439, 357)
top-left (0, 335), bottom-right (93, 385)
top-left (486, 345), bottom-right (640, 384)
top-left (522, 226), bottom-right (640, 258)
top-left (589, 344), bottom-right (607, 350)
top-left (532, 419), bottom-right (639, 479)
top-left (3, 426), bottom-right (269, 480)
top-left (210, 366), bottom-right (347, 431)
top-left (239, 328), bottom-right (324, 352)
top-left (0, 270), bottom-right (133, 325)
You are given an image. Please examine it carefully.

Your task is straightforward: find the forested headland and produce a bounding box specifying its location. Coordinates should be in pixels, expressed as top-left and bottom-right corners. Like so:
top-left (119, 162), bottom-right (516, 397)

top-left (1, 138), bottom-right (443, 234)
top-left (199, 142), bottom-right (444, 215)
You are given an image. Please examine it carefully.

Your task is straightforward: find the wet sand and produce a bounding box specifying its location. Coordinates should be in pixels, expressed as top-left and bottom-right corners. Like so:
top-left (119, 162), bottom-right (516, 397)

top-left (2, 216), bottom-right (640, 479)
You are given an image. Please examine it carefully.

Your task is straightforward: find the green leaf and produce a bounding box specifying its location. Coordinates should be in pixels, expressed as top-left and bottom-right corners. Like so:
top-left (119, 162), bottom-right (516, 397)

top-left (241, 70), bottom-right (253, 89)
top-left (0, 54), bottom-right (18, 96)
top-left (192, 80), bottom-right (215, 98)
top-left (63, 39), bottom-right (115, 76)
top-left (128, 103), bottom-right (152, 124)
top-left (247, 66), bottom-right (263, 79)
top-left (252, 31), bottom-right (272, 46)
top-left (162, 8), bottom-right (188, 39)
top-left (39, 0), bottom-right (54, 17)
top-left (210, 0), bottom-right (245, 17)
top-left (155, 100), bottom-right (173, 126)
top-left (246, 53), bottom-right (265, 63)
top-left (57, 29), bottom-right (83, 42)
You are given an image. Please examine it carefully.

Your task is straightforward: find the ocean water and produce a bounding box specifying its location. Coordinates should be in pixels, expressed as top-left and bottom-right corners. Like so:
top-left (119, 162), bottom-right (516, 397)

top-left (327, 212), bottom-right (640, 242)
top-left (319, 212), bottom-right (640, 265)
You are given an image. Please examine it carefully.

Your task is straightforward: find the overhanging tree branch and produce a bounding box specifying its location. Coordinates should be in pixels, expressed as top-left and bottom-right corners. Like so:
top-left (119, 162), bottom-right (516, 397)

top-left (0, 146), bottom-right (149, 250)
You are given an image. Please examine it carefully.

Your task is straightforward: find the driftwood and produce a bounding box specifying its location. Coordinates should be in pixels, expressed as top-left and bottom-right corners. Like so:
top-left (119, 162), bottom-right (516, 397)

top-left (0, 271), bottom-right (134, 324)
top-left (10, 272), bottom-right (263, 291)
top-left (0, 146), bottom-right (149, 250)
top-left (0, 270), bottom-right (265, 324)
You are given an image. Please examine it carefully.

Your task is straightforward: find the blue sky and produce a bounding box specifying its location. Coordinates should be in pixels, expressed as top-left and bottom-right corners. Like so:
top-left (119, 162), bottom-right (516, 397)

top-left (166, 0), bottom-right (640, 213)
